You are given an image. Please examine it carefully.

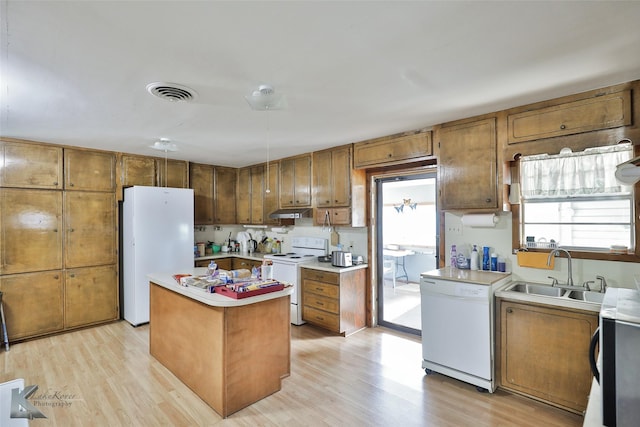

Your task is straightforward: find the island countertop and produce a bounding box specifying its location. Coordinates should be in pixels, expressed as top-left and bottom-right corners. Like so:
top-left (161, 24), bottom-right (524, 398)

top-left (147, 267), bottom-right (293, 307)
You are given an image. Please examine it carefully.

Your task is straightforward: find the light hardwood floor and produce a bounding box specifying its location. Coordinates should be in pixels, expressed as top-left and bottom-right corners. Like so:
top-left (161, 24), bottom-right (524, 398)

top-left (1, 321), bottom-right (582, 426)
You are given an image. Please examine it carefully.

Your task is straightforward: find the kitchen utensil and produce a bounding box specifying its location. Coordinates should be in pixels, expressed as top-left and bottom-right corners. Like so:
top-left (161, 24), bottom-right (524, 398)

top-left (331, 251), bottom-right (352, 267)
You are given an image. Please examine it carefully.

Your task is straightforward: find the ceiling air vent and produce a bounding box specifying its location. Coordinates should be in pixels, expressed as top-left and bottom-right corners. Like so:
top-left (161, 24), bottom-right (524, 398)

top-left (146, 82), bottom-right (197, 102)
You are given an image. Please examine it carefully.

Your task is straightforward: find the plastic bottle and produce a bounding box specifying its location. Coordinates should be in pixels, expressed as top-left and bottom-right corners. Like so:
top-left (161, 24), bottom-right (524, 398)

top-left (450, 245), bottom-right (457, 268)
top-left (482, 246), bottom-right (490, 271)
top-left (490, 253), bottom-right (498, 271)
top-left (470, 245), bottom-right (479, 270)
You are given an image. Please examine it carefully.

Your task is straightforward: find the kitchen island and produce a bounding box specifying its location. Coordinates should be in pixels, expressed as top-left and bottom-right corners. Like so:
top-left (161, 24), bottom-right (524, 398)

top-left (147, 269), bottom-right (293, 418)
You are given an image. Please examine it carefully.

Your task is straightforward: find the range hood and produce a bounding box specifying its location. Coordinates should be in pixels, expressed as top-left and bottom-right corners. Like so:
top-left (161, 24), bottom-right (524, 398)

top-left (269, 208), bottom-right (312, 219)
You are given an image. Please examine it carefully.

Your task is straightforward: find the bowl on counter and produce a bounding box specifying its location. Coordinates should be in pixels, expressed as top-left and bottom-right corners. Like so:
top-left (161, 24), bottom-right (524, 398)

top-left (212, 244), bottom-right (221, 253)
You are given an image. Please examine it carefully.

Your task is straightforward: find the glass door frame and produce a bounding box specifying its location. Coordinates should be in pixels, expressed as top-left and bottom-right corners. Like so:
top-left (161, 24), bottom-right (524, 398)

top-left (372, 169), bottom-right (439, 336)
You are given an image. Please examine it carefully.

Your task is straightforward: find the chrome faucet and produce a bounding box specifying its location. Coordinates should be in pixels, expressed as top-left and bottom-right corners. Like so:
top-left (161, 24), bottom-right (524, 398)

top-left (547, 248), bottom-right (574, 287)
top-left (596, 275), bottom-right (608, 293)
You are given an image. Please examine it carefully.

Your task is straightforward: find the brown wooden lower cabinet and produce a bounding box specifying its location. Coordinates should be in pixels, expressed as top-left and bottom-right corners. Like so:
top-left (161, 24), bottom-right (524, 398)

top-left (64, 264), bottom-right (118, 328)
top-left (0, 271), bottom-right (64, 340)
top-left (301, 267), bottom-right (366, 336)
top-left (497, 298), bottom-right (598, 414)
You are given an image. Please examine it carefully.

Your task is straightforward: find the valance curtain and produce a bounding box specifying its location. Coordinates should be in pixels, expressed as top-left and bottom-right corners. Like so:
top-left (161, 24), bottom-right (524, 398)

top-left (520, 144), bottom-right (633, 199)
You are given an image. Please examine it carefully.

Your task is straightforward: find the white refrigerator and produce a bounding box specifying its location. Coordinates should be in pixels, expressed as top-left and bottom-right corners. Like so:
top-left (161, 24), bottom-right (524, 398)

top-left (122, 186), bottom-right (194, 326)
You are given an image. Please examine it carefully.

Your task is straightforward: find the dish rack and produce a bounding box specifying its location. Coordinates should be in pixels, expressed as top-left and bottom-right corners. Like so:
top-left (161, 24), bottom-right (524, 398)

top-left (525, 240), bottom-right (559, 249)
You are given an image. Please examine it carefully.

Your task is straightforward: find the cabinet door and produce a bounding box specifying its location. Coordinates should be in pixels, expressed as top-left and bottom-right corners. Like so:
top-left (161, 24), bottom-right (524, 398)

top-left (353, 131), bottom-right (432, 168)
top-left (215, 258), bottom-right (232, 271)
top-left (121, 154), bottom-right (156, 187)
top-left (232, 258), bottom-right (261, 271)
top-left (293, 155), bottom-right (312, 207)
top-left (331, 147), bottom-right (351, 207)
top-left (279, 157), bottom-right (295, 208)
top-left (0, 189), bottom-right (63, 274)
top-left (0, 271), bottom-right (64, 340)
top-left (190, 163), bottom-right (214, 224)
top-left (507, 90), bottom-right (632, 144)
top-left (214, 166), bottom-right (237, 224)
top-left (313, 150), bottom-right (332, 208)
top-left (157, 159), bottom-right (188, 188)
top-left (250, 165), bottom-right (264, 224)
top-left (500, 300), bottom-right (597, 412)
top-left (64, 264), bottom-right (118, 328)
top-left (64, 192), bottom-right (116, 268)
top-left (438, 117), bottom-right (497, 210)
top-left (0, 141), bottom-right (62, 189)
top-left (264, 161), bottom-right (280, 225)
top-left (64, 148), bottom-right (116, 191)
top-left (236, 167), bottom-right (251, 224)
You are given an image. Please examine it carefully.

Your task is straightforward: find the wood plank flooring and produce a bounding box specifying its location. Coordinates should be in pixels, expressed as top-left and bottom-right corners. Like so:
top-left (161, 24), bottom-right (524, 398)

top-left (1, 321), bottom-right (583, 426)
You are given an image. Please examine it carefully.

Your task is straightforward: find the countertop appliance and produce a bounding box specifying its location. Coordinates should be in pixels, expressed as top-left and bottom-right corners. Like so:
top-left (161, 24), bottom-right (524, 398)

top-left (331, 251), bottom-right (352, 267)
top-left (122, 186), bottom-right (194, 326)
top-left (264, 236), bottom-right (328, 325)
top-left (419, 271), bottom-right (511, 392)
top-left (590, 287), bottom-right (640, 427)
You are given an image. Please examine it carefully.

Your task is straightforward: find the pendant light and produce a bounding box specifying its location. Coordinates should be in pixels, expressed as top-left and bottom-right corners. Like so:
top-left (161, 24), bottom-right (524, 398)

top-left (149, 138), bottom-right (178, 187)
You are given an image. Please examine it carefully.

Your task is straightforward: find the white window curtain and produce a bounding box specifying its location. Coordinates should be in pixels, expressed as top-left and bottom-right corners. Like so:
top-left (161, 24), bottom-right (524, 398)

top-left (520, 143), bottom-right (633, 199)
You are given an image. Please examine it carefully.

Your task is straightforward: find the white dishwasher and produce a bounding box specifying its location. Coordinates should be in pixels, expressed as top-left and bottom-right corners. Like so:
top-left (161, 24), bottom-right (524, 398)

top-left (420, 269), bottom-right (510, 392)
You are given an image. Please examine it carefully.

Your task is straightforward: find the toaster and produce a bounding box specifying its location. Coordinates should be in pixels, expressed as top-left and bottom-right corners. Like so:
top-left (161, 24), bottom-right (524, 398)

top-left (331, 251), bottom-right (353, 267)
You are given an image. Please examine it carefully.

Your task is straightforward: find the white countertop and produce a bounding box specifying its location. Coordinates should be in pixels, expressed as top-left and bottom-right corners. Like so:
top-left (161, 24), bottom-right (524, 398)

top-left (148, 268), bottom-right (293, 308)
top-left (421, 267), bottom-right (511, 286)
top-left (195, 253), bottom-right (368, 273)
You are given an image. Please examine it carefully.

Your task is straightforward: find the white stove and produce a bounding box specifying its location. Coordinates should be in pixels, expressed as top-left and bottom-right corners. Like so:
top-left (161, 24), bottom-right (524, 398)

top-left (265, 236), bottom-right (327, 325)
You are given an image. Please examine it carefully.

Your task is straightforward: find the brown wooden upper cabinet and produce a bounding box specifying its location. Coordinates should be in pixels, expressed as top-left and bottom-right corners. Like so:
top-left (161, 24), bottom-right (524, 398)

top-left (63, 191), bottom-right (116, 268)
top-left (280, 154), bottom-right (312, 208)
top-left (0, 189), bottom-right (63, 275)
top-left (313, 145), bottom-right (366, 227)
top-left (0, 140), bottom-right (63, 189)
top-left (507, 89), bottom-right (632, 144)
top-left (264, 161), bottom-right (280, 225)
top-left (353, 130), bottom-right (432, 169)
top-left (236, 165), bottom-right (265, 225)
top-left (120, 154), bottom-right (156, 188)
top-left (64, 148), bottom-right (116, 192)
top-left (437, 117), bottom-right (498, 211)
top-left (191, 163), bottom-right (237, 225)
top-left (190, 163), bottom-right (215, 224)
top-left (156, 158), bottom-right (189, 188)
top-left (214, 166), bottom-right (237, 224)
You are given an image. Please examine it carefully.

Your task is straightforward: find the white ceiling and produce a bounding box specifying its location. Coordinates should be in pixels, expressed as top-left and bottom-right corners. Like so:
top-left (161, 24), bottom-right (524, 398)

top-left (2, 1), bottom-right (640, 168)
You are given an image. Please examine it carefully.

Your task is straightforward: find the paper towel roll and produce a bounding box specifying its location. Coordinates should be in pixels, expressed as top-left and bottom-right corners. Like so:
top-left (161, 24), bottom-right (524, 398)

top-left (461, 214), bottom-right (498, 228)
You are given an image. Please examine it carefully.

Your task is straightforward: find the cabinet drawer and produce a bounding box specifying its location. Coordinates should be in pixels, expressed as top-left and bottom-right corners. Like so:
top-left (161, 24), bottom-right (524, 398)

top-left (301, 268), bottom-right (340, 285)
top-left (303, 305), bottom-right (340, 332)
top-left (303, 280), bottom-right (339, 298)
top-left (303, 293), bottom-right (339, 314)
top-left (507, 89), bottom-right (632, 144)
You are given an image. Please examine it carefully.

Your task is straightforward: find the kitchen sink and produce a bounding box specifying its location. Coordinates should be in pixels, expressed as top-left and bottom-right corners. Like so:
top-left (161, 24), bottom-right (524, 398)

top-left (506, 282), bottom-right (565, 297)
top-left (567, 290), bottom-right (605, 304)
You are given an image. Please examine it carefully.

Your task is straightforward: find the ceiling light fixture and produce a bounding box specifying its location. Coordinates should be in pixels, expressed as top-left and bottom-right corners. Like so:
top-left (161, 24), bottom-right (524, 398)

top-left (150, 138), bottom-right (178, 152)
top-left (245, 83), bottom-right (287, 111)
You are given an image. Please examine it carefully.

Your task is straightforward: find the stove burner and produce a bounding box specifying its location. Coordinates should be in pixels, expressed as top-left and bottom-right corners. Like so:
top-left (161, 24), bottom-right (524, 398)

top-left (271, 254), bottom-right (287, 257)
top-left (302, 254), bottom-right (314, 257)
top-left (290, 256), bottom-right (301, 259)
top-left (285, 252), bottom-right (296, 255)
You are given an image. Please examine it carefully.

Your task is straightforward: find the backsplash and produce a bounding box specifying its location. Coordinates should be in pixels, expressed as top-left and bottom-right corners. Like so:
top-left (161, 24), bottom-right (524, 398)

top-left (194, 219), bottom-right (368, 261)
top-left (444, 212), bottom-right (640, 290)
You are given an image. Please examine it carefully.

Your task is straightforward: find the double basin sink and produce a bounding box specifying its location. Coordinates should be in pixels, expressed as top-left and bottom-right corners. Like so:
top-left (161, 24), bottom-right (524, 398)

top-left (502, 282), bottom-right (605, 305)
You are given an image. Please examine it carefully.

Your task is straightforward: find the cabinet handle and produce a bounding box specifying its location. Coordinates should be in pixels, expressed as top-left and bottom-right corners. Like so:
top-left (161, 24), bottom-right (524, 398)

top-left (53, 181), bottom-right (58, 185)
top-left (485, 198), bottom-right (492, 203)
top-left (325, 200), bottom-right (330, 204)
top-left (70, 183), bottom-right (74, 187)
top-left (69, 228), bottom-right (74, 232)
top-left (70, 273), bottom-right (75, 278)
top-left (317, 302), bottom-right (324, 306)
top-left (53, 229), bottom-right (58, 232)
top-left (315, 287), bottom-right (323, 291)
top-left (560, 124), bottom-right (566, 130)
top-left (507, 308), bottom-right (513, 314)
top-left (53, 274), bottom-right (59, 279)
top-left (387, 153), bottom-right (392, 158)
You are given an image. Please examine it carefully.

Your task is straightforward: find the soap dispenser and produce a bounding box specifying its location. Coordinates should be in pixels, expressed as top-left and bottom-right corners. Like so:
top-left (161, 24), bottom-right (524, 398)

top-left (470, 245), bottom-right (479, 270)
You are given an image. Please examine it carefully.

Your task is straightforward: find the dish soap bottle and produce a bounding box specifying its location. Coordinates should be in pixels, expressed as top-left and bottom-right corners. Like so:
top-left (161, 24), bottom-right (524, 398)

top-left (470, 245), bottom-right (479, 270)
top-left (450, 245), bottom-right (457, 269)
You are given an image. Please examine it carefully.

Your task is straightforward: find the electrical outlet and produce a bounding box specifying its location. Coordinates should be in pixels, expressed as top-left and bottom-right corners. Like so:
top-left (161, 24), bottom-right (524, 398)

top-left (447, 226), bottom-right (462, 234)
top-left (214, 226), bottom-right (221, 231)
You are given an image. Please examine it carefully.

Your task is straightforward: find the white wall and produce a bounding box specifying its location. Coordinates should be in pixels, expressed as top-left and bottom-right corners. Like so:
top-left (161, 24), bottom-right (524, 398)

top-left (444, 212), bottom-right (639, 290)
